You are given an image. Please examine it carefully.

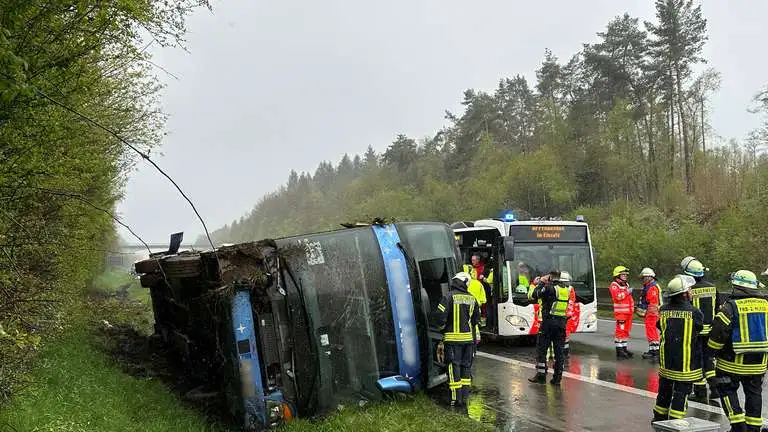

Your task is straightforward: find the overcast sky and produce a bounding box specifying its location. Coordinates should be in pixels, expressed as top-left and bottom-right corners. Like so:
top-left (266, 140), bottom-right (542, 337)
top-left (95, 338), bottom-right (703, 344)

top-left (115, 0), bottom-right (768, 245)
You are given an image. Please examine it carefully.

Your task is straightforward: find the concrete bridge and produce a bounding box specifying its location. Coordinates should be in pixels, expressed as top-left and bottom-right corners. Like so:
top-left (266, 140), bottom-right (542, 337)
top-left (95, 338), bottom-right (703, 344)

top-left (119, 243), bottom-right (213, 252)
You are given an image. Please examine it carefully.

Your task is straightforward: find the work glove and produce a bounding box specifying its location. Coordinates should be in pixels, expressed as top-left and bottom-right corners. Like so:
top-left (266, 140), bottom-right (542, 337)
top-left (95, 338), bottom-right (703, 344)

top-left (436, 341), bottom-right (444, 364)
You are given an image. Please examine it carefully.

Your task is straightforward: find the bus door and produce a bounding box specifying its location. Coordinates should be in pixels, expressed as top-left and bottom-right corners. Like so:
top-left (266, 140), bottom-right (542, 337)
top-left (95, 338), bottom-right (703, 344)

top-left (453, 227), bottom-right (501, 334)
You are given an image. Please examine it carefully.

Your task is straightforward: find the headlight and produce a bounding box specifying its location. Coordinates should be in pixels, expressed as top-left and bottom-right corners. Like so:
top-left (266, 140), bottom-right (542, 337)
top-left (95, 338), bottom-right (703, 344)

top-left (505, 315), bottom-right (528, 327)
top-left (585, 313), bottom-right (597, 324)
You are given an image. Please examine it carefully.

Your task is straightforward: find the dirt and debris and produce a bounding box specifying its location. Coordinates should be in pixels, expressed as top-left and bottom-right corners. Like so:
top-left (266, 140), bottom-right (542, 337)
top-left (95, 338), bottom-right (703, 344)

top-left (208, 241), bottom-right (272, 285)
top-left (91, 312), bottom-right (236, 429)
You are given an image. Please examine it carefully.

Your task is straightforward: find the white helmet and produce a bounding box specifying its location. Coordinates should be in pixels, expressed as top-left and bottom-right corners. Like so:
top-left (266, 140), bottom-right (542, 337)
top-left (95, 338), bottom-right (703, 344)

top-left (559, 271), bottom-right (572, 282)
top-left (453, 272), bottom-right (471, 285)
top-left (664, 274), bottom-right (696, 298)
top-left (762, 267), bottom-right (768, 276)
top-left (639, 267), bottom-right (656, 278)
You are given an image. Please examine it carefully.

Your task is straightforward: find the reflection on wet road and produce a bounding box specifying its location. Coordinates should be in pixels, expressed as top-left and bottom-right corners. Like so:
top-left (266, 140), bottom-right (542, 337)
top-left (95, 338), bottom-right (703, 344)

top-left (460, 320), bottom-right (768, 431)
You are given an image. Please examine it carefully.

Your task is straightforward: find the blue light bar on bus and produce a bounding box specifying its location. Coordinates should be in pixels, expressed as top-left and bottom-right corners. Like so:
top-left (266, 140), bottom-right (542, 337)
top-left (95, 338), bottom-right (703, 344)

top-left (576, 215), bottom-right (585, 222)
top-left (502, 211), bottom-right (516, 222)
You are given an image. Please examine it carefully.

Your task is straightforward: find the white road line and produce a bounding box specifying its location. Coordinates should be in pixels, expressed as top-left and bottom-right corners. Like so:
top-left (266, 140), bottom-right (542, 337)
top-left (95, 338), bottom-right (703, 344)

top-left (476, 350), bottom-right (725, 416)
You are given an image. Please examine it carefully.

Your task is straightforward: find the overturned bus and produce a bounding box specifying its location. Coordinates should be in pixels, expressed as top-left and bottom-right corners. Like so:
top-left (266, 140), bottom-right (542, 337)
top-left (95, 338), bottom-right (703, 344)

top-left (134, 222), bottom-right (459, 430)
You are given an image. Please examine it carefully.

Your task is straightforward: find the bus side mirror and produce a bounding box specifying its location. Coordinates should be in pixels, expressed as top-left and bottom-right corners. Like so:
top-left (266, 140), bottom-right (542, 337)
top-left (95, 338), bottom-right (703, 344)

top-left (502, 236), bottom-right (515, 261)
top-left (376, 375), bottom-right (414, 394)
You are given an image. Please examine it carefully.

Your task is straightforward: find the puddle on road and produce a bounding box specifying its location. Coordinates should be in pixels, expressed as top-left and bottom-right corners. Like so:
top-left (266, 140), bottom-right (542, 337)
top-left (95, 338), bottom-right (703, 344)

top-left (455, 340), bottom-right (768, 431)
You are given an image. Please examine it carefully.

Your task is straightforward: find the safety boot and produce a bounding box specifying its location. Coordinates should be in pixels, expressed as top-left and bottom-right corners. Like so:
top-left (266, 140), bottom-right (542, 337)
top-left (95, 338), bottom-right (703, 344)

top-left (616, 348), bottom-right (630, 360)
top-left (550, 375), bottom-right (562, 386)
top-left (692, 384), bottom-right (708, 400)
top-left (528, 373), bottom-right (546, 384)
top-left (708, 387), bottom-right (720, 399)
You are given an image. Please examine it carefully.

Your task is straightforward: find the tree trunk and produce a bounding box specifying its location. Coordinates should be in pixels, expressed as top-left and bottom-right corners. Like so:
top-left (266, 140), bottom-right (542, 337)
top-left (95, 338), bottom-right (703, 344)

top-left (645, 94), bottom-right (658, 199)
top-left (675, 66), bottom-right (693, 193)
top-left (700, 95), bottom-right (706, 153)
top-left (668, 100), bottom-right (675, 180)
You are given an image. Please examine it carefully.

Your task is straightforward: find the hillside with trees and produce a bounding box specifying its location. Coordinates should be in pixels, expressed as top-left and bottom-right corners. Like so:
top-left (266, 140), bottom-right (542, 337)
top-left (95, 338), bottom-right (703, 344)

top-left (0, 1), bottom-right (207, 402)
top-left (205, 1), bottom-right (768, 283)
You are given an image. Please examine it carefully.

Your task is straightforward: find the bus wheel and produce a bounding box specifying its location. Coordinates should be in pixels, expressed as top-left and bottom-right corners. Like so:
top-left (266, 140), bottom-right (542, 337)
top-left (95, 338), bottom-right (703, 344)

top-left (521, 335), bottom-right (537, 347)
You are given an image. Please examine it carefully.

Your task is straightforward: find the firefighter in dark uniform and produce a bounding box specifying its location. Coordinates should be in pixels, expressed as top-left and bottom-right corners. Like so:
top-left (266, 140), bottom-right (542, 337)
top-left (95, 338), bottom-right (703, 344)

top-left (681, 256), bottom-right (723, 400)
top-left (706, 270), bottom-right (768, 432)
top-left (528, 270), bottom-right (570, 386)
top-left (434, 271), bottom-right (480, 407)
top-left (652, 274), bottom-right (703, 422)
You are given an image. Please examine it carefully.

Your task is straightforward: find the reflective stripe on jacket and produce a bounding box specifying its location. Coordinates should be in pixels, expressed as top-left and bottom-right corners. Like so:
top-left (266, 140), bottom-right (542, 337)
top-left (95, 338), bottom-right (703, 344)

top-left (690, 279), bottom-right (719, 335)
top-left (609, 280), bottom-right (634, 318)
top-left (707, 295), bottom-right (768, 376)
top-left (435, 279), bottom-right (480, 344)
top-left (657, 299), bottom-right (704, 382)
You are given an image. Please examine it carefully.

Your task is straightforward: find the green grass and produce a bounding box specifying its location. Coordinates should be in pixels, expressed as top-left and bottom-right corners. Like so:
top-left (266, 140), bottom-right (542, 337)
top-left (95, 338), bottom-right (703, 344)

top-left (0, 325), bottom-right (224, 432)
top-left (1, 269), bottom-right (489, 432)
top-left (91, 266), bottom-right (150, 304)
top-left (279, 394), bottom-right (492, 432)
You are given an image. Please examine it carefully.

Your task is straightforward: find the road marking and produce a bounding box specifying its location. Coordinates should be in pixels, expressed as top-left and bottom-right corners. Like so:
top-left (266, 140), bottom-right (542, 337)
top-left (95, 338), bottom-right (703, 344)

top-left (476, 350), bottom-right (725, 416)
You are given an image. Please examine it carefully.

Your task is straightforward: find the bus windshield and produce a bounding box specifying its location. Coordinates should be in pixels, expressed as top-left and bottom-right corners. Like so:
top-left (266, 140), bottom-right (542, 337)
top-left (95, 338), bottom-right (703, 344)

top-left (510, 243), bottom-right (595, 303)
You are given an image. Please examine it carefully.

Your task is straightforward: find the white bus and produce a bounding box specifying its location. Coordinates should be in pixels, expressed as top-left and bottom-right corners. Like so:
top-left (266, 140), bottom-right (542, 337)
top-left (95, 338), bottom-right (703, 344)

top-left (452, 213), bottom-right (598, 343)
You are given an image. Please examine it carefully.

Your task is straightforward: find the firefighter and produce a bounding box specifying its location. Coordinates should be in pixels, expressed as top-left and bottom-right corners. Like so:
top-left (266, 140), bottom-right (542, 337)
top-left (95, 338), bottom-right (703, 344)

top-left (528, 270), bottom-right (570, 386)
top-left (562, 271), bottom-right (579, 357)
top-left (706, 270), bottom-right (768, 432)
top-left (652, 274), bottom-right (703, 422)
top-left (466, 278), bottom-right (486, 339)
top-left (680, 256), bottom-right (722, 400)
top-left (467, 278), bottom-right (486, 325)
top-left (464, 255), bottom-right (489, 327)
top-left (609, 266), bottom-right (635, 359)
top-left (434, 272), bottom-right (480, 407)
top-left (636, 267), bottom-right (661, 361)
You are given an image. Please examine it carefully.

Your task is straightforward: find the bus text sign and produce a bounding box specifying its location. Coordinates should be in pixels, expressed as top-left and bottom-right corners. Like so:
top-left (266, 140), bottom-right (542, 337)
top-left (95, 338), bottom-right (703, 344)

top-left (509, 225), bottom-right (587, 242)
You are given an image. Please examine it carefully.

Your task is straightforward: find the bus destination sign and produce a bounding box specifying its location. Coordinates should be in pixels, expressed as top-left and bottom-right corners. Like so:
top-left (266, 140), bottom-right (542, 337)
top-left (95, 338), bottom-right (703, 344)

top-left (508, 225), bottom-right (588, 243)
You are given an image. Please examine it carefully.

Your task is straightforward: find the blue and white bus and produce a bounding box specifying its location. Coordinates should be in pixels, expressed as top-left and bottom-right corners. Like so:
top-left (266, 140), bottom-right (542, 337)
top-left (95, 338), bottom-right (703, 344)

top-left (452, 214), bottom-right (598, 342)
top-left (137, 221), bottom-right (460, 430)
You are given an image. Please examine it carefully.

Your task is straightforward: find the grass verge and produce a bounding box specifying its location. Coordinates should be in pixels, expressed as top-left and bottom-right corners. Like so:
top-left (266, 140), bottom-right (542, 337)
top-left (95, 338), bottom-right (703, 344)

top-left (280, 394), bottom-right (491, 432)
top-left (0, 268), bottom-right (490, 432)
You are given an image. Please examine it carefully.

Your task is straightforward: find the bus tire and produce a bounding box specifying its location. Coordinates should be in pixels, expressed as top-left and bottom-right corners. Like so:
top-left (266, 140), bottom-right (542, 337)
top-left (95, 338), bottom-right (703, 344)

top-left (163, 255), bottom-right (201, 278)
top-left (134, 259), bottom-right (161, 274)
top-left (521, 335), bottom-right (537, 347)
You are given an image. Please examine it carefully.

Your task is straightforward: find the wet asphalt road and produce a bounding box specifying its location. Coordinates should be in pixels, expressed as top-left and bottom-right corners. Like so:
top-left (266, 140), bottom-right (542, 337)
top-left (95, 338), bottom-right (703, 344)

top-left (462, 319), bottom-right (768, 431)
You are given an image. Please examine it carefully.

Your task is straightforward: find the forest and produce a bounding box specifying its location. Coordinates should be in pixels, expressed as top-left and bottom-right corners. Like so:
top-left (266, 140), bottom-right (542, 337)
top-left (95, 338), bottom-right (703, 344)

top-left (205, 1), bottom-right (768, 285)
top-left (0, 0), bottom-right (208, 402)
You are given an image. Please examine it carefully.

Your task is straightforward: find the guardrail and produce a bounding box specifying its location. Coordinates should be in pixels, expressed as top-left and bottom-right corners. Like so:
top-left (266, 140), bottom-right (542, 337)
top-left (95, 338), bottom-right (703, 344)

top-left (596, 286), bottom-right (733, 309)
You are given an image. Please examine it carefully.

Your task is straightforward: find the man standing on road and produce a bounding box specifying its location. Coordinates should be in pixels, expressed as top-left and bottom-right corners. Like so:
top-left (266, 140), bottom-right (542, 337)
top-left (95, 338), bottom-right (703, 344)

top-left (637, 268), bottom-right (661, 361)
top-left (706, 270), bottom-right (768, 432)
top-left (610, 266), bottom-right (635, 360)
top-left (528, 270), bottom-right (570, 386)
top-left (434, 272), bottom-right (480, 408)
top-left (652, 274), bottom-right (703, 423)
top-left (681, 256), bottom-right (723, 400)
